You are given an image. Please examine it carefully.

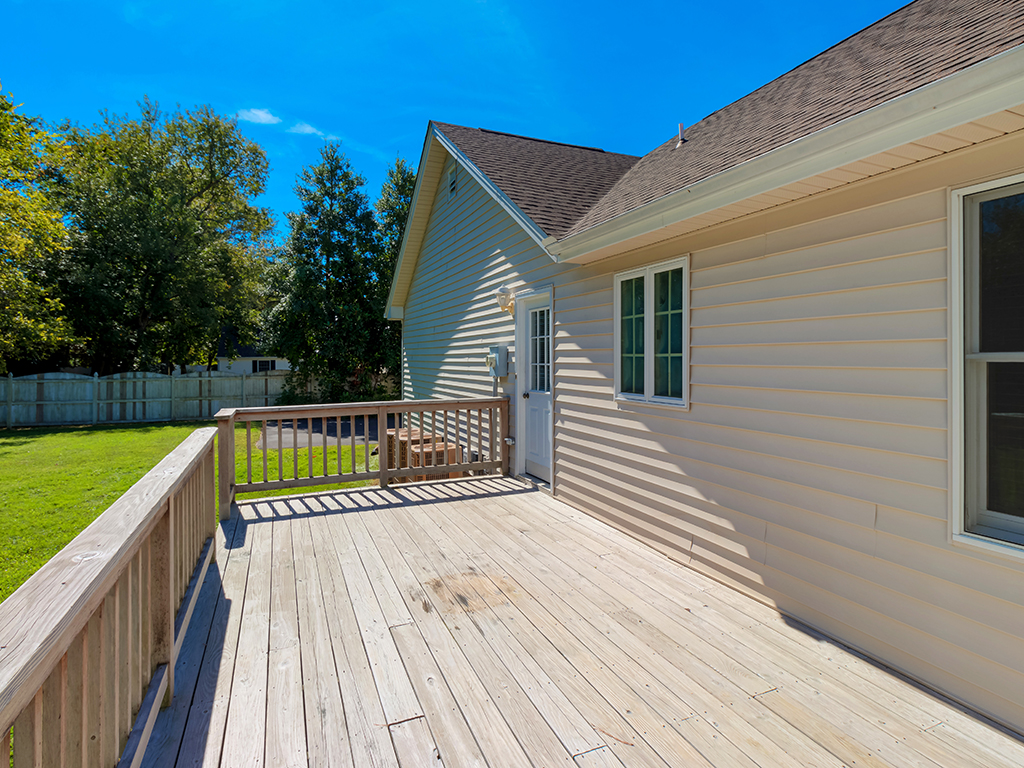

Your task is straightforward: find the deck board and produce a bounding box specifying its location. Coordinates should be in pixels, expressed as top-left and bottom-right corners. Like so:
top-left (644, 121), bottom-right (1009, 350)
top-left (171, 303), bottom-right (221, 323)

top-left (142, 476), bottom-right (1024, 768)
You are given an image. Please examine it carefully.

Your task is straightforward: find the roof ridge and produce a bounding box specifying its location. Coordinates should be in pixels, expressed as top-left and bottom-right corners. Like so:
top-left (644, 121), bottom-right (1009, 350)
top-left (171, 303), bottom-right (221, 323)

top-left (477, 127), bottom-right (611, 153)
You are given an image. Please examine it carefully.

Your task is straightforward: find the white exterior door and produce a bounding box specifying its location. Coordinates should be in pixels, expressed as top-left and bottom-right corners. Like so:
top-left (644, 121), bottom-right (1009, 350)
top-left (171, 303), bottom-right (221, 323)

top-left (519, 296), bottom-right (552, 482)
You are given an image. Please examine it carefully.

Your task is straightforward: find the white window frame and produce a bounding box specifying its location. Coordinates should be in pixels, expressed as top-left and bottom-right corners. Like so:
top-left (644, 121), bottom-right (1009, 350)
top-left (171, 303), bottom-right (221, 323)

top-left (613, 255), bottom-right (690, 409)
top-left (949, 171), bottom-right (1024, 562)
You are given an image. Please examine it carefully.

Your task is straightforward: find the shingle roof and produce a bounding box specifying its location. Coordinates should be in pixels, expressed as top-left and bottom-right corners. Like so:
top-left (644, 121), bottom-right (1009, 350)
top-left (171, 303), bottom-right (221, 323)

top-left (566, 0), bottom-right (1024, 237)
top-left (432, 123), bottom-right (640, 239)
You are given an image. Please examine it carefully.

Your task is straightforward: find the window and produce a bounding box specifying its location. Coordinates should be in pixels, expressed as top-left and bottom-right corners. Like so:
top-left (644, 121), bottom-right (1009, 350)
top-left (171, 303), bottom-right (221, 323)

top-left (529, 307), bottom-right (551, 392)
top-left (614, 256), bottom-right (689, 406)
top-left (448, 166), bottom-right (458, 199)
top-left (252, 359), bottom-right (276, 373)
top-left (960, 177), bottom-right (1024, 548)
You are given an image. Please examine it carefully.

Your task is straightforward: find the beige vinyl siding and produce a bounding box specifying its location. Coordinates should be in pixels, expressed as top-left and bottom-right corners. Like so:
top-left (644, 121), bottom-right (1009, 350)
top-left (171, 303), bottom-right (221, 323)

top-left (401, 154), bottom-right (571, 466)
top-left (549, 134), bottom-right (1024, 734)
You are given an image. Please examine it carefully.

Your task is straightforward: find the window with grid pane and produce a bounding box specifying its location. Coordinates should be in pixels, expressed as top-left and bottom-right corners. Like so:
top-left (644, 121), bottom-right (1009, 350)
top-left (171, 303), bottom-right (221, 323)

top-left (614, 256), bottom-right (688, 407)
top-left (530, 307), bottom-right (550, 393)
top-left (620, 276), bottom-right (644, 395)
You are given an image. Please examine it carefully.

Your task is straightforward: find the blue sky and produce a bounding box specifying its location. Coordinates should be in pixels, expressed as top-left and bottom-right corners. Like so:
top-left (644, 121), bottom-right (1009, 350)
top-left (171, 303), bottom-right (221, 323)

top-left (4, 0), bottom-right (908, 240)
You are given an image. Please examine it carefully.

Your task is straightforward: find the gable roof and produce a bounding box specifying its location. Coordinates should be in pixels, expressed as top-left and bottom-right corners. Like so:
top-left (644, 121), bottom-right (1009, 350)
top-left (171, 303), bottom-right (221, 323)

top-left (566, 0), bottom-right (1024, 238)
top-left (388, 0), bottom-right (1024, 315)
top-left (432, 123), bottom-right (639, 238)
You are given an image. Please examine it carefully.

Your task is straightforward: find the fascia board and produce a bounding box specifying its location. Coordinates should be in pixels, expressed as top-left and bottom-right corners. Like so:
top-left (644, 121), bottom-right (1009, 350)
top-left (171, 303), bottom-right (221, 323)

top-left (385, 125), bottom-right (438, 318)
top-left (551, 42), bottom-right (1024, 263)
top-left (431, 128), bottom-right (556, 261)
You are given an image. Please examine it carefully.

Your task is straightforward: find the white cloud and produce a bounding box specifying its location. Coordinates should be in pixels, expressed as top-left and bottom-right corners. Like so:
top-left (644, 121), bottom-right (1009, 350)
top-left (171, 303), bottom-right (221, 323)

top-left (237, 108), bottom-right (282, 125)
top-left (287, 122), bottom-right (323, 136)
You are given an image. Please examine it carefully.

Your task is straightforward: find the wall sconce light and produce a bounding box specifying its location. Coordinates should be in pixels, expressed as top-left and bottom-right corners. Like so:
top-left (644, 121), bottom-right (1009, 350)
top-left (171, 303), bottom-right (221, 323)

top-left (495, 284), bottom-right (515, 317)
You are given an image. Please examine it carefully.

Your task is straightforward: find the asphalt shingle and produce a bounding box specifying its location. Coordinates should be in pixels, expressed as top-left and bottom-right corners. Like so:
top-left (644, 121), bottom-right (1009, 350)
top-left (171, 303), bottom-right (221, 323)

top-left (432, 123), bottom-right (640, 239)
top-left (566, 0), bottom-right (1024, 237)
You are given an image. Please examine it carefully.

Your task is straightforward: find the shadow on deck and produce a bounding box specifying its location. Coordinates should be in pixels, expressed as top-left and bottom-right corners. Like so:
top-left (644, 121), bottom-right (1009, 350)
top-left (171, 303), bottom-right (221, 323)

top-left (142, 476), bottom-right (1024, 768)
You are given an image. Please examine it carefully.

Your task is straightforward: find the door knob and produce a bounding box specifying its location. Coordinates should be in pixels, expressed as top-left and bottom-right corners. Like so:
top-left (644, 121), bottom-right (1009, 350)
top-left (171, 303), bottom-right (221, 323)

top-left (522, 391), bottom-right (530, 399)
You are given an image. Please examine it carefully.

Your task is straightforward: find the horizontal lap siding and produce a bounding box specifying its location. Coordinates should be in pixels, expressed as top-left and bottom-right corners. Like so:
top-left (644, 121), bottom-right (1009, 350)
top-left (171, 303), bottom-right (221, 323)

top-left (402, 156), bottom-right (572, 457)
top-left (551, 176), bottom-right (1024, 732)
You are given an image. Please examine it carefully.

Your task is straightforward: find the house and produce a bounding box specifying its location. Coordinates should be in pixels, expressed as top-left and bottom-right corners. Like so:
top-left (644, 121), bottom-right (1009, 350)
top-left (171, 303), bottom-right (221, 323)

top-left (214, 336), bottom-right (291, 375)
top-left (387, 0), bottom-right (1024, 736)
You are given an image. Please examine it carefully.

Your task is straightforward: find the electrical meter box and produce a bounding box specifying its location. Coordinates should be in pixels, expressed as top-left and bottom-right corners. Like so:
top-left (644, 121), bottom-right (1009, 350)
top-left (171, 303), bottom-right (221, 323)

top-left (486, 345), bottom-right (508, 378)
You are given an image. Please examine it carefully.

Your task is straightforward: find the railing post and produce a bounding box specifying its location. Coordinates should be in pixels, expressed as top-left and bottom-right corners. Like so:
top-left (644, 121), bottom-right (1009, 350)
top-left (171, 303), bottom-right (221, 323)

top-left (216, 408), bottom-right (236, 520)
top-left (500, 398), bottom-right (510, 476)
top-left (377, 404), bottom-right (390, 488)
top-left (6, 372), bottom-right (12, 430)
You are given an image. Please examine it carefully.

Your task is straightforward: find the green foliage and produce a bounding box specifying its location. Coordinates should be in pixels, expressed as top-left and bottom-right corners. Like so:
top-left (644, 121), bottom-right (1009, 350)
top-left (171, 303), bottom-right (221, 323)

top-left (47, 99), bottom-right (273, 374)
top-left (268, 151), bottom-right (415, 403)
top-left (267, 143), bottom-right (379, 401)
top-left (369, 157), bottom-right (416, 396)
top-left (0, 84), bottom-right (77, 374)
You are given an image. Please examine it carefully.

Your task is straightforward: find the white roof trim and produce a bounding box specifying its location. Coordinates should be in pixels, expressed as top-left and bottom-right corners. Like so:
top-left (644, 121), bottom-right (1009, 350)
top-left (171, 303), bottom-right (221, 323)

top-left (385, 127), bottom-right (438, 320)
top-left (549, 42), bottom-right (1024, 263)
top-left (385, 123), bottom-right (556, 319)
top-left (431, 126), bottom-right (556, 260)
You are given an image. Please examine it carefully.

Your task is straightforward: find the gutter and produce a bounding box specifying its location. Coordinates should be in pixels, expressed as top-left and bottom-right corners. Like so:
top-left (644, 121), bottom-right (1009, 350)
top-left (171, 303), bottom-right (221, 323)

top-left (549, 42), bottom-right (1024, 264)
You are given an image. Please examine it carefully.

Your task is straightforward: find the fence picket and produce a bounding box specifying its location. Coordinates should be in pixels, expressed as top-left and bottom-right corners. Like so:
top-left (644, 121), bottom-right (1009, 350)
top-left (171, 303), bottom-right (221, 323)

top-left (1, 371), bottom-right (287, 428)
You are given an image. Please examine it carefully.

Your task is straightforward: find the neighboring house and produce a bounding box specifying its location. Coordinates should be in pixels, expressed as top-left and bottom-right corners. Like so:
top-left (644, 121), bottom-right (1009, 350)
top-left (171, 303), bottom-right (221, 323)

top-left (214, 337), bottom-right (291, 375)
top-left (387, 0), bottom-right (1024, 735)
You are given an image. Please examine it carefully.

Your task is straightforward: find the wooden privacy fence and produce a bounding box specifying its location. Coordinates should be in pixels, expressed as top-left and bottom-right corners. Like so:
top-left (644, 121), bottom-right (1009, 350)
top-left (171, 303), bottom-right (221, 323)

top-left (0, 428), bottom-right (217, 768)
top-left (216, 397), bottom-right (510, 517)
top-left (3, 370), bottom-right (288, 428)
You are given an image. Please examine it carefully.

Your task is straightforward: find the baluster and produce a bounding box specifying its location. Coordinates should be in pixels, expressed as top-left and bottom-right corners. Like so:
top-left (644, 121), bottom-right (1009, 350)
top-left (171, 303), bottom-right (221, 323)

top-left (262, 420), bottom-right (269, 484)
top-left (363, 414), bottom-right (370, 473)
top-left (292, 416), bottom-right (298, 481)
top-left (246, 421), bottom-right (253, 485)
top-left (307, 417), bottom-right (313, 479)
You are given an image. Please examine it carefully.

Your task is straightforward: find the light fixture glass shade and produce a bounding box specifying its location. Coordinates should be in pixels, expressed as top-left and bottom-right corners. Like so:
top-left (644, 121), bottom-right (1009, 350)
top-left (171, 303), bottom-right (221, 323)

top-left (495, 285), bottom-right (515, 316)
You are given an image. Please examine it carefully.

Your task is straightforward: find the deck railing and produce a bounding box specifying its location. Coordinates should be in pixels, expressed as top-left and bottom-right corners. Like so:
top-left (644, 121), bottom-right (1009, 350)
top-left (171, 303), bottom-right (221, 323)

top-left (0, 428), bottom-right (217, 768)
top-left (216, 397), bottom-right (510, 518)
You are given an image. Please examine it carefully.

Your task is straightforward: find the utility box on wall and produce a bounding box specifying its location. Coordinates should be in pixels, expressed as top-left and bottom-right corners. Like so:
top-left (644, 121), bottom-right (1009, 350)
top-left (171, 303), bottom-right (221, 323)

top-left (486, 345), bottom-right (508, 378)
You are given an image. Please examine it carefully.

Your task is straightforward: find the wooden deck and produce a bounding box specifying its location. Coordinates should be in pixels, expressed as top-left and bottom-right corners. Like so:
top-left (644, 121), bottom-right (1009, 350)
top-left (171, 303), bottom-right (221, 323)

top-left (141, 476), bottom-right (1024, 768)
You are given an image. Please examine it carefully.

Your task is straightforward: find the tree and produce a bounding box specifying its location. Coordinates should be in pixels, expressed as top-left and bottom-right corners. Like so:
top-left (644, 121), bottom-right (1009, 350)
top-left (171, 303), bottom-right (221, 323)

top-left (47, 99), bottom-right (273, 374)
top-left (368, 158), bottom-right (416, 397)
top-left (267, 143), bottom-right (379, 401)
top-left (0, 84), bottom-right (77, 374)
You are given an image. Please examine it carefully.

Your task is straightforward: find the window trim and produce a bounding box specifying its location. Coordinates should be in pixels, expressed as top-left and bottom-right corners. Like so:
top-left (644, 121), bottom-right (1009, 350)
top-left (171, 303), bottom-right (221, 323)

top-left (613, 255), bottom-right (690, 409)
top-left (949, 171), bottom-right (1024, 562)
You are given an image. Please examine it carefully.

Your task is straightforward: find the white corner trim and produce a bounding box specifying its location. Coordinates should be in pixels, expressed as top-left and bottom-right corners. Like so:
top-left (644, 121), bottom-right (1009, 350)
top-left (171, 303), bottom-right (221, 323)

top-left (551, 42), bottom-right (1024, 263)
top-left (431, 127), bottom-right (557, 261)
top-left (386, 126), bottom-right (438, 318)
top-left (388, 306), bottom-right (404, 321)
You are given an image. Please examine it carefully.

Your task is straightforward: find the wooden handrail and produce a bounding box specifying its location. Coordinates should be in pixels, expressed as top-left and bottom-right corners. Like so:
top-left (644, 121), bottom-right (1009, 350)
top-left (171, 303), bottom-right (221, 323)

top-left (0, 428), bottom-right (218, 766)
top-left (216, 397), bottom-right (510, 517)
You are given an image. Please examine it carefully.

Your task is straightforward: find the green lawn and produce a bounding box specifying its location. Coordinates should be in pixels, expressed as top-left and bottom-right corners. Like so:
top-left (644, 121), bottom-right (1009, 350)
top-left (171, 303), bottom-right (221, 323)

top-left (0, 421), bottom-right (378, 603)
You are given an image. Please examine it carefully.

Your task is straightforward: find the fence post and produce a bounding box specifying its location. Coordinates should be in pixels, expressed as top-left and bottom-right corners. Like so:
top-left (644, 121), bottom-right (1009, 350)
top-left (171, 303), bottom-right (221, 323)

top-left (170, 374), bottom-right (176, 422)
top-left (240, 371), bottom-right (246, 408)
top-left (92, 373), bottom-right (98, 425)
top-left (216, 408), bottom-right (236, 520)
top-left (6, 373), bottom-right (12, 430)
